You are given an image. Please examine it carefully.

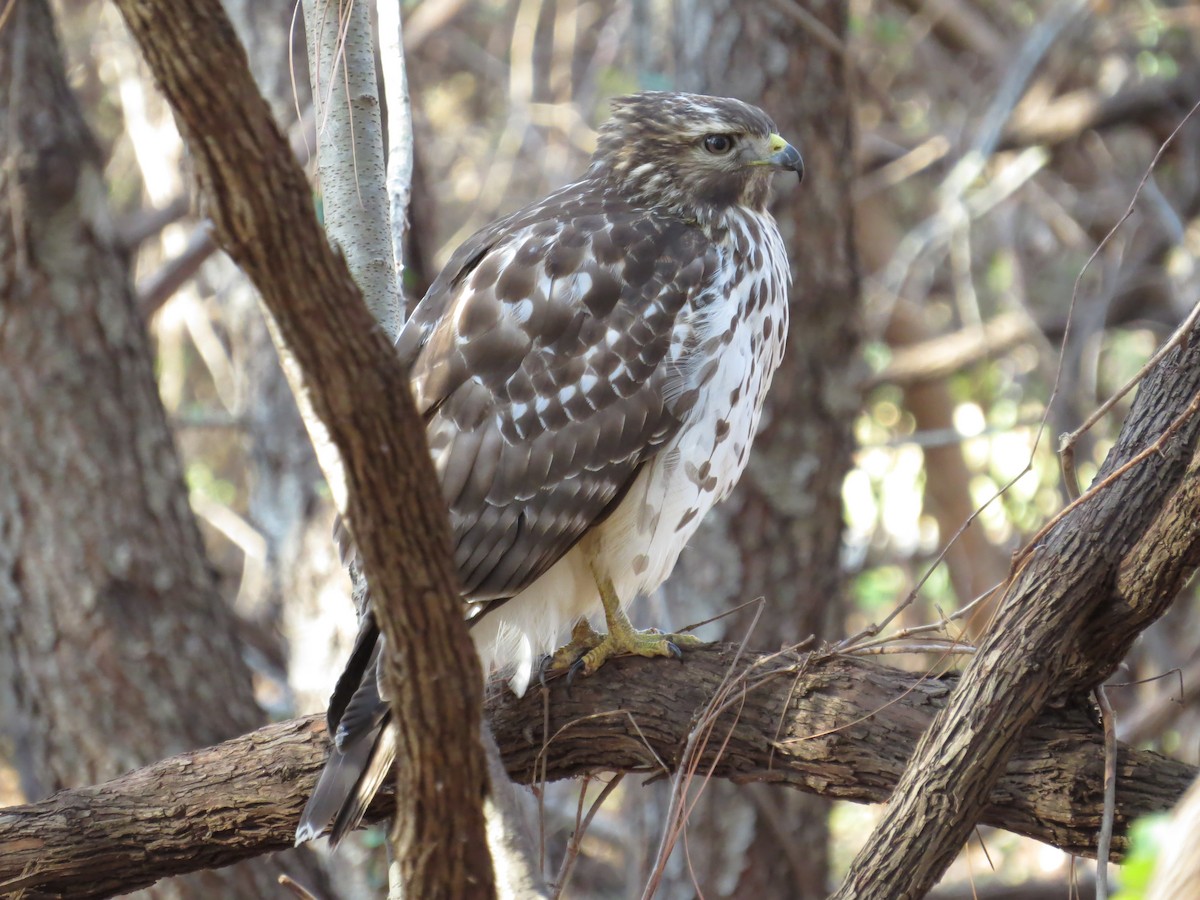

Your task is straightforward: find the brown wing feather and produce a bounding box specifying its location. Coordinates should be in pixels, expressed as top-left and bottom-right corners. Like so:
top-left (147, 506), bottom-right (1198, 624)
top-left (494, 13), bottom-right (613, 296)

top-left (401, 184), bottom-right (718, 601)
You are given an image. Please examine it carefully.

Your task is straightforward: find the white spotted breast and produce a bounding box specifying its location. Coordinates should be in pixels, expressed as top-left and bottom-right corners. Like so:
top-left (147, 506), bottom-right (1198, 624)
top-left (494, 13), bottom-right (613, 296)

top-left (592, 206), bottom-right (790, 600)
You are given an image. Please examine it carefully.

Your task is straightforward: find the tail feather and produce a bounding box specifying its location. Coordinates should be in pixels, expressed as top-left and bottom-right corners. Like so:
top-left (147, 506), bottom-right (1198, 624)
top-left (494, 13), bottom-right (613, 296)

top-left (327, 612), bottom-right (380, 734)
top-left (296, 713), bottom-right (389, 846)
top-left (328, 718), bottom-right (397, 847)
top-left (296, 618), bottom-right (393, 847)
top-left (334, 663), bottom-right (388, 754)
top-left (299, 557), bottom-right (508, 849)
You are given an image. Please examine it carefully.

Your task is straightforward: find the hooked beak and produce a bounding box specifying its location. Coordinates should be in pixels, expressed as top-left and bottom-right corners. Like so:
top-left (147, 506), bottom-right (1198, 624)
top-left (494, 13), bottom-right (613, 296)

top-left (765, 133), bottom-right (804, 183)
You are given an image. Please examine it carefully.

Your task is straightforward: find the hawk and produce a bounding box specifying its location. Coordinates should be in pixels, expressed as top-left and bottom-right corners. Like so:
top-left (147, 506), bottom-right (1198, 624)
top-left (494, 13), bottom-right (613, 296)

top-left (297, 91), bottom-right (802, 846)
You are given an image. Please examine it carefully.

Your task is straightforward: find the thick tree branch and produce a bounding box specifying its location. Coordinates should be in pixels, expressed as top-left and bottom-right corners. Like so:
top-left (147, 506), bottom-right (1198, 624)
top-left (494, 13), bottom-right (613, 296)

top-left (0, 650), bottom-right (1192, 898)
top-left (109, 1), bottom-right (494, 896)
top-left (835, 310), bottom-right (1200, 897)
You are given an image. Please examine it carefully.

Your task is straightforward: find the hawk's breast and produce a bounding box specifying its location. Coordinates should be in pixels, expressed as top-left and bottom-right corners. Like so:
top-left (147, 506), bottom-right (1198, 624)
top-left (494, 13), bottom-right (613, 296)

top-left (592, 206), bottom-right (790, 600)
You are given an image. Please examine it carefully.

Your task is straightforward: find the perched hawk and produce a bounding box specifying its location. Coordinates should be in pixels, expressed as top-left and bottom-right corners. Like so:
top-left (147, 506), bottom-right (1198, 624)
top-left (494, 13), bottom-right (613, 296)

top-left (297, 91), bottom-right (802, 846)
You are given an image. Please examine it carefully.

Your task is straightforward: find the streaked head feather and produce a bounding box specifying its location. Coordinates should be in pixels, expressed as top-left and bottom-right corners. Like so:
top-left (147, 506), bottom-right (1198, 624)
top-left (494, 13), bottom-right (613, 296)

top-left (589, 92), bottom-right (788, 217)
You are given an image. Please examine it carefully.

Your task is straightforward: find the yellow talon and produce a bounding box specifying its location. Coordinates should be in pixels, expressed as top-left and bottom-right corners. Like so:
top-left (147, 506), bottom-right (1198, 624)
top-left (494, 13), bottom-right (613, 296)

top-left (544, 564), bottom-right (705, 680)
top-left (545, 618), bottom-right (606, 673)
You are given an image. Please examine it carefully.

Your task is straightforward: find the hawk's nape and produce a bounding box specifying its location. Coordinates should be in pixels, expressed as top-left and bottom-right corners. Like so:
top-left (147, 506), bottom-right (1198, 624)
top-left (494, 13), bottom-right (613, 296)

top-left (297, 91), bottom-right (802, 848)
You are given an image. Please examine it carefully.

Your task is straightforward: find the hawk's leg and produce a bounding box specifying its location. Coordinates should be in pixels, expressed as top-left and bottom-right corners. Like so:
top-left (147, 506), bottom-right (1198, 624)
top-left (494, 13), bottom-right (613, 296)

top-left (545, 565), bottom-right (704, 678)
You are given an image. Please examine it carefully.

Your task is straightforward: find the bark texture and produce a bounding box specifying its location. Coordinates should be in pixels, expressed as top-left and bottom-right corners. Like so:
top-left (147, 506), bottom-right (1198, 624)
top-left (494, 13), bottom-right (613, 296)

top-left (0, 649), bottom-right (1191, 898)
top-left (834, 312), bottom-right (1200, 894)
top-left (109, 0), bottom-right (495, 895)
top-left (0, 1), bottom-right (315, 895)
top-left (657, 0), bottom-right (860, 894)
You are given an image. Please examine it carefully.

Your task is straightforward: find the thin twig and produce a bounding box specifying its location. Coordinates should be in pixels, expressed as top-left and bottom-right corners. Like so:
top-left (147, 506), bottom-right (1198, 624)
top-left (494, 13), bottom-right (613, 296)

top-left (1057, 97), bottom-right (1200, 495)
top-left (1116, 662), bottom-right (1192, 746)
top-left (339, 1), bottom-right (365, 214)
top-left (289, 0), bottom-right (309, 164)
top-left (536, 677), bottom-right (552, 876)
top-left (1062, 296), bottom-right (1200, 495)
top-left (834, 494), bottom-right (1014, 646)
top-left (278, 874), bottom-right (324, 900)
top-left (533, 709), bottom-right (670, 781)
top-left (975, 824), bottom-right (997, 873)
top-left (840, 579), bottom-right (1002, 653)
top-left (768, 652), bottom-right (817, 771)
top-left (1018, 387), bottom-right (1200, 570)
top-left (675, 595), bottom-right (768, 635)
top-left (642, 603), bottom-right (767, 898)
top-left (551, 774), bottom-right (624, 900)
top-left (845, 639), bottom-right (976, 656)
top-left (556, 773), bottom-right (591, 900)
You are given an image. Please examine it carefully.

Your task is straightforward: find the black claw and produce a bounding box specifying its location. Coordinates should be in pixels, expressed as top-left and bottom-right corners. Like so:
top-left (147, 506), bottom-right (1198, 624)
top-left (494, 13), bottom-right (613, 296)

top-left (566, 655), bottom-right (588, 688)
top-left (537, 655), bottom-right (553, 690)
top-left (667, 641), bottom-right (683, 661)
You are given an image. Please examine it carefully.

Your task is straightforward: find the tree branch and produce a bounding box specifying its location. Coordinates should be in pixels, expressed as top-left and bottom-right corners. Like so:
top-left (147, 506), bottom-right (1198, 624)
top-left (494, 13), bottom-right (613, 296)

top-left (302, 0), bottom-right (402, 338)
top-left (376, 0), bottom-right (415, 306)
top-left (0, 649), bottom-right (1191, 898)
top-left (834, 309), bottom-right (1200, 897)
top-left (109, 1), bottom-right (494, 895)
top-left (865, 311), bottom-right (1037, 389)
top-left (1000, 70), bottom-right (1200, 152)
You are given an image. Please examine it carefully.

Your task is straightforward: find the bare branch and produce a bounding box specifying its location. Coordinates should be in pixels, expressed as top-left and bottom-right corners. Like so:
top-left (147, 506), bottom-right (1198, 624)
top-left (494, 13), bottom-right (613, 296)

top-left (864, 311), bottom-right (1037, 389)
top-left (1001, 71), bottom-right (1200, 152)
top-left (1095, 686), bottom-right (1118, 900)
top-left (302, 0), bottom-right (402, 337)
top-left (135, 111), bottom-right (316, 319)
top-left (377, 0), bottom-right (414, 305)
top-left (0, 650), bottom-right (1191, 898)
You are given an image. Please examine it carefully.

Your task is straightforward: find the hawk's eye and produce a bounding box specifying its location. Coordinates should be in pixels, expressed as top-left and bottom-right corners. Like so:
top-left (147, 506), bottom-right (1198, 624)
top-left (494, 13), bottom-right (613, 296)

top-left (702, 134), bottom-right (735, 155)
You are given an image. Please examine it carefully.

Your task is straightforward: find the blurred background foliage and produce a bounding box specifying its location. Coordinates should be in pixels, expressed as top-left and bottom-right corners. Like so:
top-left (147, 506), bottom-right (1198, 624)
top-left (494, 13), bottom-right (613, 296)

top-left (17, 0), bottom-right (1200, 896)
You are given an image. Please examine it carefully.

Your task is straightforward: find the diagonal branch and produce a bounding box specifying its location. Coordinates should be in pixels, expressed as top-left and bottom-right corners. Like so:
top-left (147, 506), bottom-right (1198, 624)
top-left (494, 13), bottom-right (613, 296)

top-left (0, 650), bottom-right (1191, 898)
top-left (834, 305), bottom-right (1200, 898)
top-left (108, 1), bottom-right (494, 895)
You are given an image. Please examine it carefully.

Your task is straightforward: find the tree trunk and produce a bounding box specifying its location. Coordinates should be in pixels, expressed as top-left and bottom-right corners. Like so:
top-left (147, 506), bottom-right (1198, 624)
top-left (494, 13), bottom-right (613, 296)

top-left (649, 2), bottom-right (860, 896)
top-left (0, 2), bottom-right (319, 894)
top-left (110, 0), bottom-right (497, 892)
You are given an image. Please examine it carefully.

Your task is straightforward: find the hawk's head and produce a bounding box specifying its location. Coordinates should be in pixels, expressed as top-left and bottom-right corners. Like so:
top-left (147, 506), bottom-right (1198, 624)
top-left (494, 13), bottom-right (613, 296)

top-left (589, 92), bottom-right (803, 218)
